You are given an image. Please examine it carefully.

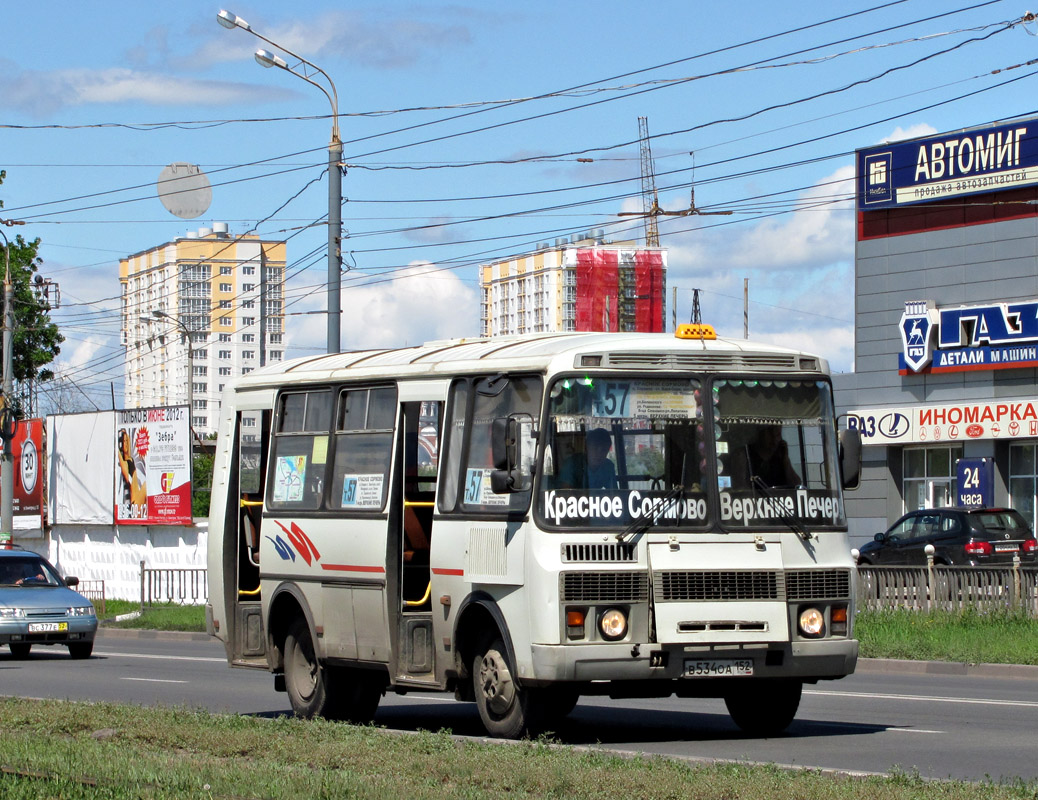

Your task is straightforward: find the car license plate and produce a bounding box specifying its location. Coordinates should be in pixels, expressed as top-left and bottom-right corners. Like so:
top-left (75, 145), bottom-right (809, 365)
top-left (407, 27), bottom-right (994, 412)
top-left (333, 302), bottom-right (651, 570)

top-left (28, 622), bottom-right (67, 633)
top-left (994, 543), bottom-right (1018, 552)
top-left (684, 659), bottom-right (753, 677)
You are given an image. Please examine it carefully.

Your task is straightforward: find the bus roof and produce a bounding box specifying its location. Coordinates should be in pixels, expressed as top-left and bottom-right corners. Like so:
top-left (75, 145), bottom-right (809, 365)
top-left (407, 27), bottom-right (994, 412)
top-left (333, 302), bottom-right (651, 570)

top-left (233, 331), bottom-right (829, 392)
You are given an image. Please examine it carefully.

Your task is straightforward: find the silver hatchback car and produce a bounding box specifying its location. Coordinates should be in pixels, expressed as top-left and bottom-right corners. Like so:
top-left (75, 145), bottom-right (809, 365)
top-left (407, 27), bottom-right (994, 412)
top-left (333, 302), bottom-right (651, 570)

top-left (0, 549), bottom-right (98, 659)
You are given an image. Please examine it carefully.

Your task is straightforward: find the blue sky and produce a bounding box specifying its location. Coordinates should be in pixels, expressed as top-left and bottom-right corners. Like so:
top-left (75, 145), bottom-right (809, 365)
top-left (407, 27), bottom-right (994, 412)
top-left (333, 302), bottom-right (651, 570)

top-left (3, 0), bottom-right (1038, 410)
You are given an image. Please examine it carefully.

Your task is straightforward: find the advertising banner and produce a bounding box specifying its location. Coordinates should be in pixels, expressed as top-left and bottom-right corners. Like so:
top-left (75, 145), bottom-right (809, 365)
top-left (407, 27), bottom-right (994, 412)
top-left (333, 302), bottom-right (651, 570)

top-left (846, 398), bottom-right (1038, 445)
top-left (858, 119), bottom-right (1038, 210)
top-left (115, 406), bottom-right (192, 526)
top-left (12, 418), bottom-right (43, 519)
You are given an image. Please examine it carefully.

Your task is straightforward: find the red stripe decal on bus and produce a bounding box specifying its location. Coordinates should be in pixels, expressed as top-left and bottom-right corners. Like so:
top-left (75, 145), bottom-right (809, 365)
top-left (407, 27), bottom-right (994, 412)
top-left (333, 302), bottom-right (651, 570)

top-left (320, 564), bottom-right (386, 573)
top-left (431, 568), bottom-right (464, 576)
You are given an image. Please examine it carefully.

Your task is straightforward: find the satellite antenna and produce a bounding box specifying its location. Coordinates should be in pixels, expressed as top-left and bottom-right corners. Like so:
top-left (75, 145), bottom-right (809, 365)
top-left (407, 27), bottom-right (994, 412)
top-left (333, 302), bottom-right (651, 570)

top-left (157, 162), bottom-right (212, 219)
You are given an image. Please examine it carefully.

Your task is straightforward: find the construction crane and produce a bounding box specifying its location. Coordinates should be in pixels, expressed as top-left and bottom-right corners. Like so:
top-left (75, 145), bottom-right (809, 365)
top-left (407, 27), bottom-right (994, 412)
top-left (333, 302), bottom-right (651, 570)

top-left (637, 116), bottom-right (660, 247)
top-left (621, 123), bottom-right (733, 241)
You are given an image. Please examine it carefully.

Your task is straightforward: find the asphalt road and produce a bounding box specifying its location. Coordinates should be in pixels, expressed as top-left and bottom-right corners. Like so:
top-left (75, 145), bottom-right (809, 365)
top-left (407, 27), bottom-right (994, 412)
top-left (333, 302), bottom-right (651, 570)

top-left (2, 630), bottom-right (1035, 783)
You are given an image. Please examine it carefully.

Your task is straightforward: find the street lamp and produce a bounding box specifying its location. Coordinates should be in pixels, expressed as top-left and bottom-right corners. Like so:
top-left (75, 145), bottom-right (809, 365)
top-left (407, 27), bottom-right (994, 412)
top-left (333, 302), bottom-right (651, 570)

top-left (152, 310), bottom-right (193, 433)
top-left (217, 9), bottom-right (342, 354)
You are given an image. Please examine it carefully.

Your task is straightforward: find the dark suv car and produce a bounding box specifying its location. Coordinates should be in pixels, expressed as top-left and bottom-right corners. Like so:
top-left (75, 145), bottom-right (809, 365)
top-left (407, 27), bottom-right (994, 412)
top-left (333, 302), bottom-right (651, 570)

top-left (857, 507), bottom-right (1037, 566)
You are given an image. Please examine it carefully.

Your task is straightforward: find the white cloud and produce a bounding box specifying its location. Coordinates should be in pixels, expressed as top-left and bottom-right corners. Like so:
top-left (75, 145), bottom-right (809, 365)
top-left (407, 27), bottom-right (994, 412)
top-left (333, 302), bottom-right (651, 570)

top-left (1, 67), bottom-right (292, 115)
top-left (287, 264), bottom-right (479, 354)
top-left (880, 123), bottom-right (938, 144)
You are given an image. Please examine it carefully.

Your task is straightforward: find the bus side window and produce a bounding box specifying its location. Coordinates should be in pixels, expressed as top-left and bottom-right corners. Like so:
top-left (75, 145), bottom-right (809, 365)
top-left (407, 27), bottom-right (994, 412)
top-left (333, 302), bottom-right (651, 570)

top-left (331, 385), bottom-right (396, 512)
top-left (267, 390), bottom-right (333, 511)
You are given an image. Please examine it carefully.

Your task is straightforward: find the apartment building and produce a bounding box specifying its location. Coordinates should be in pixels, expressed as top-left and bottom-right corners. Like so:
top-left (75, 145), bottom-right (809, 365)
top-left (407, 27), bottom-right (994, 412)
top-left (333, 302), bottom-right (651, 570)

top-left (120, 223), bottom-right (286, 436)
top-left (479, 233), bottom-right (667, 337)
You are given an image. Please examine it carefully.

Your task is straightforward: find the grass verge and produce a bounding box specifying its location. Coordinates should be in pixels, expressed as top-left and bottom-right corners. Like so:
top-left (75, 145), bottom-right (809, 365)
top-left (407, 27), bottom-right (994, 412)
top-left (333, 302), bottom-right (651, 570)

top-left (101, 600), bottom-right (206, 633)
top-left (855, 608), bottom-right (1038, 665)
top-left (0, 698), bottom-right (1033, 800)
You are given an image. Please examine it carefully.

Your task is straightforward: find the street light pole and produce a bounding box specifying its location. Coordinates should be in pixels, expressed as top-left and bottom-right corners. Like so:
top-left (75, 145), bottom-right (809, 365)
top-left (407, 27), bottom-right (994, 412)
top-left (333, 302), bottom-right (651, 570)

top-left (217, 9), bottom-right (342, 354)
top-left (152, 311), bottom-right (193, 434)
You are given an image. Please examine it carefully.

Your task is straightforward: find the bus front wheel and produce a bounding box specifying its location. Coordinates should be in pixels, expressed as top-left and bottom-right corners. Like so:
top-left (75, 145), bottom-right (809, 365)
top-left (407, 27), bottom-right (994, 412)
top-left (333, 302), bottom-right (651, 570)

top-left (473, 636), bottom-right (543, 739)
top-left (724, 679), bottom-right (802, 736)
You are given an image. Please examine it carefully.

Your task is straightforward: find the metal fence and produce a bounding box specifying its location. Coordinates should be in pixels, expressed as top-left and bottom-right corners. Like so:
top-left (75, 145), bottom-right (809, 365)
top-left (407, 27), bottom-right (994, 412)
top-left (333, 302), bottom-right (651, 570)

top-left (857, 558), bottom-right (1038, 616)
top-left (140, 561), bottom-right (208, 606)
top-left (77, 579), bottom-right (107, 617)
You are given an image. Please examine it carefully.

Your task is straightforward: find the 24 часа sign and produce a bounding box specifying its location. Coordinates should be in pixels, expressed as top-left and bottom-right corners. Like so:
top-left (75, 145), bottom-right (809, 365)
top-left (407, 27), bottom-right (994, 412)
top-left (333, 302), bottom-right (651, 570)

top-left (899, 299), bottom-right (1038, 374)
top-left (858, 119), bottom-right (1037, 209)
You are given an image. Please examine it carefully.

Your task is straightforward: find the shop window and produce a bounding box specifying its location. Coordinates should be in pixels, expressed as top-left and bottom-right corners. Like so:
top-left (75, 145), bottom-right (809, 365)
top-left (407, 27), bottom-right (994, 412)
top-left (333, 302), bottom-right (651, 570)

top-left (902, 445), bottom-right (962, 512)
top-left (1009, 444), bottom-right (1037, 531)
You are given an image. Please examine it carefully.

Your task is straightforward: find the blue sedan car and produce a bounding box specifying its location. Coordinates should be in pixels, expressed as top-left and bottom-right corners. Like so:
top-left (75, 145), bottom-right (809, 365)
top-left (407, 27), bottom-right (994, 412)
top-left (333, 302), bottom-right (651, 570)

top-left (0, 549), bottom-right (97, 659)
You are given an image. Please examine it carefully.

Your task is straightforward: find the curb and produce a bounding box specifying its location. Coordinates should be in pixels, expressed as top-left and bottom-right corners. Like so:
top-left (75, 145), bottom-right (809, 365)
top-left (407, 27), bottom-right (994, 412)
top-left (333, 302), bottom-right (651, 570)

top-left (97, 627), bottom-right (213, 643)
top-left (95, 627), bottom-right (1038, 678)
top-left (854, 657), bottom-right (1038, 680)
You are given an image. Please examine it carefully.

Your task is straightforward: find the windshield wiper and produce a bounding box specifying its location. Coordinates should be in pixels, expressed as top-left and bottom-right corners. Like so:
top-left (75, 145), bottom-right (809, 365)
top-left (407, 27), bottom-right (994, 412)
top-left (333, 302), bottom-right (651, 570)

top-left (751, 476), bottom-right (811, 541)
top-left (616, 484), bottom-right (683, 543)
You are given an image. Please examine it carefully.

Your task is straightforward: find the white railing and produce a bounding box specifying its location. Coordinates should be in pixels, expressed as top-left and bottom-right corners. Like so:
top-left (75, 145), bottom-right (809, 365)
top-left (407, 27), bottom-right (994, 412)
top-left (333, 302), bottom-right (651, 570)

top-left (857, 557), bottom-right (1037, 616)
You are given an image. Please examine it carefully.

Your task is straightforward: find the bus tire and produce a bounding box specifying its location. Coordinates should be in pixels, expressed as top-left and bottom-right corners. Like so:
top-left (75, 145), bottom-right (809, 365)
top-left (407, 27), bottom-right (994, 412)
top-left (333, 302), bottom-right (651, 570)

top-left (284, 617), bottom-right (330, 719)
top-left (324, 666), bottom-right (382, 724)
top-left (724, 680), bottom-right (802, 736)
top-left (473, 636), bottom-right (542, 739)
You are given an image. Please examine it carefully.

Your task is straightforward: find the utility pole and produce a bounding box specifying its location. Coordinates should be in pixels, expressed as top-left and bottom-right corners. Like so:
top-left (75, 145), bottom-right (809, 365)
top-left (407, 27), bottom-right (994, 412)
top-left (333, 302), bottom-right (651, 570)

top-left (0, 231), bottom-right (14, 548)
top-left (744, 277), bottom-right (749, 339)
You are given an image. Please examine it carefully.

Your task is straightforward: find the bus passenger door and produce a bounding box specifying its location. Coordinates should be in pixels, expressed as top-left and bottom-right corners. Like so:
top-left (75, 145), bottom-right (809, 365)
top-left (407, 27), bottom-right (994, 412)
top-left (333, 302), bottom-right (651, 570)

top-left (234, 409), bottom-right (270, 662)
top-left (395, 400), bottom-right (441, 679)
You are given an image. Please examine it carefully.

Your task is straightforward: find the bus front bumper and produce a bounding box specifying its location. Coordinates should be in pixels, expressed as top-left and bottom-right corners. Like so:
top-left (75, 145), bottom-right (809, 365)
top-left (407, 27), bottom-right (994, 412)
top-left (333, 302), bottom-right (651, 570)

top-left (527, 638), bottom-right (857, 685)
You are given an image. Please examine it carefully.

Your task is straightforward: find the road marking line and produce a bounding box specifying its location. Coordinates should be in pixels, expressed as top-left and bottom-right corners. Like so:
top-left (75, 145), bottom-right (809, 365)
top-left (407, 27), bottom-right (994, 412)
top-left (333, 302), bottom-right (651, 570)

top-left (95, 651), bottom-right (226, 663)
top-left (805, 689), bottom-right (1038, 708)
top-left (122, 677), bottom-right (188, 684)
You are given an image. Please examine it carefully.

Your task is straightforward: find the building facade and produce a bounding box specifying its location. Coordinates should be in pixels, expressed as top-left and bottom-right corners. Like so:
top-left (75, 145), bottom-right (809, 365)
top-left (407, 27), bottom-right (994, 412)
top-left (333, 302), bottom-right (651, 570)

top-left (479, 234), bottom-right (666, 337)
top-left (120, 223), bottom-right (286, 437)
top-left (836, 116), bottom-right (1038, 547)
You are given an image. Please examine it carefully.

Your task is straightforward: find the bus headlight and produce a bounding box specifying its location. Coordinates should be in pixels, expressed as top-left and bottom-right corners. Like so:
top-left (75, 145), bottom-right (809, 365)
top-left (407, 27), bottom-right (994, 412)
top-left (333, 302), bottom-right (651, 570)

top-left (798, 606), bottom-right (825, 638)
top-left (599, 608), bottom-right (627, 641)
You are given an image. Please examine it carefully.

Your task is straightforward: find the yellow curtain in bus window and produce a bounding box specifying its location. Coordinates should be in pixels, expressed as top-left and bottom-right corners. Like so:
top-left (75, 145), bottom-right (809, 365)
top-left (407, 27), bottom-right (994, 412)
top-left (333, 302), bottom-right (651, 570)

top-left (273, 455), bottom-right (307, 503)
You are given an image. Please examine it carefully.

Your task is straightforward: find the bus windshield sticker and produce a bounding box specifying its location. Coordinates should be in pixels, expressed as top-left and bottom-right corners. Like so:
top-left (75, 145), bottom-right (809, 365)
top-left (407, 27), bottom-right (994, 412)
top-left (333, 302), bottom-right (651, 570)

top-left (591, 380), bottom-right (697, 419)
top-left (273, 455), bottom-right (306, 502)
top-left (719, 488), bottom-right (843, 526)
top-left (311, 435), bottom-right (329, 465)
top-left (340, 474), bottom-right (384, 508)
top-left (542, 489), bottom-right (708, 526)
top-left (464, 468), bottom-right (509, 506)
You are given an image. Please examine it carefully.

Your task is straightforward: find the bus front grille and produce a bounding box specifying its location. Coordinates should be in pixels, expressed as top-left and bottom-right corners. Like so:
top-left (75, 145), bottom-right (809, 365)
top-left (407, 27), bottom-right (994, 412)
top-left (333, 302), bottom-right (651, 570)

top-left (560, 571), bottom-right (649, 602)
top-left (655, 570), bottom-right (780, 602)
top-left (785, 569), bottom-right (851, 599)
top-left (653, 569), bottom-right (852, 602)
top-left (562, 543), bottom-right (637, 563)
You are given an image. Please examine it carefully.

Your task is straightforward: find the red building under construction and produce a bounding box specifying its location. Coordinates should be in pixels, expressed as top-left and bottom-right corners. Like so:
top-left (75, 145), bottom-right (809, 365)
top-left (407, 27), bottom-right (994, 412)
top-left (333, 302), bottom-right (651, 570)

top-left (479, 234), bottom-right (666, 337)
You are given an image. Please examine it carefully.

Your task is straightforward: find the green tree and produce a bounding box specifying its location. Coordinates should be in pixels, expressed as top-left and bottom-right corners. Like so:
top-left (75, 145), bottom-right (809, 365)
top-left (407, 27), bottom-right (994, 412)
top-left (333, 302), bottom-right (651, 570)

top-left (192, 451), bottom-right (214, 519)
top-left (0, 170), bottom-right (64, 409)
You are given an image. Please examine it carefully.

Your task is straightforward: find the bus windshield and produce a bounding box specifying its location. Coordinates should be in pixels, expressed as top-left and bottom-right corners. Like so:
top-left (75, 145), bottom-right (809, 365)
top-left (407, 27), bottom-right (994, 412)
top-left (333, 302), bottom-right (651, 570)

top-left (713, 378), bottom-right (845, 529)
top-left (538, 377), bottom-right (709, 529)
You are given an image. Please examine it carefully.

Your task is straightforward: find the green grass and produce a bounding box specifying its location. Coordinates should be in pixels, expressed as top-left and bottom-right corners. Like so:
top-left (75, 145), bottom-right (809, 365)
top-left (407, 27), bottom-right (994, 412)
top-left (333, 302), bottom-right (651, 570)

top-left (100, 600), bottom-right (206, 633)
top-left (0, 698), bottom-right (1032, 799)
top-left (856, 608), bottom-right (1038, 665)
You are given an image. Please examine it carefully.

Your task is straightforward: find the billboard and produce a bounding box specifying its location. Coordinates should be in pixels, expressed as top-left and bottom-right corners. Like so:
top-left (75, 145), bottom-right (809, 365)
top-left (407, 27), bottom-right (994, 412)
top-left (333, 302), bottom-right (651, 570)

top-left (12, 418), bottom-right (43, 519)
top-left (115, 406), bottom-right (192, 526)
top-left (846, 398), bottom-right (1038, 445)
top-left (857, 119), bottom-right (1038, 210)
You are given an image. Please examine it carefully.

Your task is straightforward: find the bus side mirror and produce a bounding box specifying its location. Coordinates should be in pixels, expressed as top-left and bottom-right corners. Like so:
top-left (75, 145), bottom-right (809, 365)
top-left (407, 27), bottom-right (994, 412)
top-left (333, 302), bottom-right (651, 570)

top-left (839, 427), bottom-right (861, 490)
top-left (490, 414), bottom-right (535, 493)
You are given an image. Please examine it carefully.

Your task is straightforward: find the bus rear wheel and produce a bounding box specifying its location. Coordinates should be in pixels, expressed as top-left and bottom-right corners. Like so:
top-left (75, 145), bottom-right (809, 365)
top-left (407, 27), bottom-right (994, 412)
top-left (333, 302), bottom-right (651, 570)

top-left (724, 679), bottom-right (802, 736)
top-left (473, 636), bottom-right (544, 739)
top-left (284, 618), bottom-right (382, 723)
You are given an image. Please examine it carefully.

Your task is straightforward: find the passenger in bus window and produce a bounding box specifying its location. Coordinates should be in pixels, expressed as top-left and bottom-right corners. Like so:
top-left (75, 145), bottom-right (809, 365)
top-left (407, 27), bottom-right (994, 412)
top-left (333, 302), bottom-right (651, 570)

top-left (559, 427), bottom-right (617, 490)
top-left (734, 424), bottom-right (800, 488)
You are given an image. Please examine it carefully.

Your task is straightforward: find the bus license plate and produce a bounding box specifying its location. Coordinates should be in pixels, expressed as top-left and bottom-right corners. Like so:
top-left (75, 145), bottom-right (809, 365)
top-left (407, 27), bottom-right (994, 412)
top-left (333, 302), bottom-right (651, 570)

top-left (684, 659), bottom-right (753, 677)
top-left (28, 622), bottom-right (67, 633)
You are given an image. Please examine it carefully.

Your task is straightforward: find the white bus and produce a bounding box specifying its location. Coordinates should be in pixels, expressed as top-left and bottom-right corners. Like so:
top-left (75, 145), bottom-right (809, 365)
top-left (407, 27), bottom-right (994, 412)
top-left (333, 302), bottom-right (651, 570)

top-left (206, 326), bottom-right (861, 738)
